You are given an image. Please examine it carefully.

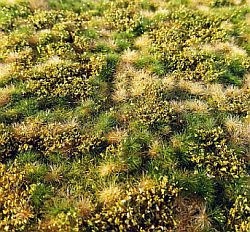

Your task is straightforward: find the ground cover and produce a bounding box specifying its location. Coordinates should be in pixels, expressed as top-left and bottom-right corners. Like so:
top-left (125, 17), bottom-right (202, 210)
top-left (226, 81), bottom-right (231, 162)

top-left (0, 0), bottom-right (249, 231)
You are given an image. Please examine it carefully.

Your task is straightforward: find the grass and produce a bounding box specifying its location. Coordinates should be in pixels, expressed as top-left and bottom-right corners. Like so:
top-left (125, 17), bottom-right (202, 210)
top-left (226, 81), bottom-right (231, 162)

top-left (0, 0), bottom-right (249, 231)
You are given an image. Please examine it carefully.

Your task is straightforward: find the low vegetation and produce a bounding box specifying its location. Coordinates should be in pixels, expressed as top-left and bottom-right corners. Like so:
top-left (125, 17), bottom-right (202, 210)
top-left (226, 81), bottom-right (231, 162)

top-left (0, 0), bottom-right (249, 231)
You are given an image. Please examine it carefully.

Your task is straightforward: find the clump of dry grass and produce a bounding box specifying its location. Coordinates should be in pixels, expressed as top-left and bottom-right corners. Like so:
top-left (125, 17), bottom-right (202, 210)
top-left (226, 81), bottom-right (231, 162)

top-left (76, 197), bottom-right (93, 219)
top-left (130, 70), bottom-right (155, 97)
top-left (28, 0), bottom-right (48, 10)
top-left (175, 197), bottom-right (212, 232)
top-left (183, 100), bottom-right (209, 113)
top-left (169, 100), bottom-right (185, 114)
top-left (44, 165), bottom-right (63, 183)
top-left (170, 135), bottom-right (183, 151)
top-left (178, 79), bottom-right (205, 96)
top-left (106, 129), bottom-right (126, 144)
top-left (99, 161), bottom-right (128, 177)
top-left (12, 118), bottom-right (42, 142)
top-left (202, 42), bottom-right (247, 58)
top-left (99, 185), bottom-right (123, 207)
top-left (113, 64), bottom-right (157, 101)
top-left (120, 49), bottom-right (140, 64)
top-left (138, 177), bottom-right (156, 191)
top-left (206, 83), bottom-right (226, 102)
top-left (112, 64), bottom-right (135, 102)
top-left (4, 52), bottom-right (19, 64)
top-left (162, 75), bottom-right (176, 91)
top-left (225, 115), bottom-right (250, 145)
top-left (148, 140), bottom-right (162, 158)
top-left (0, 85), bottom-right (15, 107)
top-left (134, 35), bottom-right (152, 53)
top-left (243, 74), bottom-right (250, 90)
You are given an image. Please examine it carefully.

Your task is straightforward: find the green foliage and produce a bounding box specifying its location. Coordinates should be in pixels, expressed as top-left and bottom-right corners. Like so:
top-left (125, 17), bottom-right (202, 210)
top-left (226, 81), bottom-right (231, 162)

top-left (29, 183), bottom-right (52, 210)
top-left (175, 171), bottom-right (215, 203)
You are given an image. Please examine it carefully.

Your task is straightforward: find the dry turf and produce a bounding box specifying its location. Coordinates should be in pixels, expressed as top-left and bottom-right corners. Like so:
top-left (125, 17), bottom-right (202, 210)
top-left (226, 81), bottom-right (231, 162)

top-left (0, 0), bottom-right (249, 231)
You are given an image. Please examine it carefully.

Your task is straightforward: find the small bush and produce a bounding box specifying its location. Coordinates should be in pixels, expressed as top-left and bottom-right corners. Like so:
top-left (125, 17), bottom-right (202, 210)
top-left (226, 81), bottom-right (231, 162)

top-left (87, 177), bottom-right (180, 231)
top-left (0, 162), bottom-right (33, 231)
top-left (185, 127), bottom-right (246, 179)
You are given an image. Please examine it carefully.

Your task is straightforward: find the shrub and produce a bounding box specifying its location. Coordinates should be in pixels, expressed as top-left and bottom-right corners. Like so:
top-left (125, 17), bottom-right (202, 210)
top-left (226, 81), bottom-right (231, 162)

top-left (228, 193), bottom-right (250, 232)
top-left (0, 123), bottom-right (16, 161)
top-left (26, 58), bottom-right (104, 102)
top-left (12, 118), bottom-right (43, 152)
top-left (148, 8), bottom-right (230, 82)
top-left (87, 177), bottom-right (180, 231)
top-left (27, 10), bottom-right (67, 30)
top-left (129, 83), bottom-right (171, 130)
top-left (0, 3), bottom-right (31, 32)
top-left (105, 0), bottom-right (143, 33)
top-left (0, 162), bottom-right (33, 231)
top-left (38, 209), bottom-right (81, 232)
top-left (39, 122), bottom-right (82, 156)
top-left (186, 127), bottom-right (246, 179)
top-left (208, 87), bottom-right (250, 115)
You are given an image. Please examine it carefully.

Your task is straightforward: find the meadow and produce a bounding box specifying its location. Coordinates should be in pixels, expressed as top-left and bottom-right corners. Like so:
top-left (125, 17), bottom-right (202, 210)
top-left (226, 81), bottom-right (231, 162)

top-left (0, 0), bottom-right (249, 231)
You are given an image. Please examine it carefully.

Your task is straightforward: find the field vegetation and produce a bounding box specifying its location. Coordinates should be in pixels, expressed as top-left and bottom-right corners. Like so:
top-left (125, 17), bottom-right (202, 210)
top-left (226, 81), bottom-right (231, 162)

top-left (0, 0), bottom-right (249, 231)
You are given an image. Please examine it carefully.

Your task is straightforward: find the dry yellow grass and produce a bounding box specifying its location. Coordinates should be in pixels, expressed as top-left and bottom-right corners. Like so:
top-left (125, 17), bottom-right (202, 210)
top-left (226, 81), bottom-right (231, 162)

top-left (99, 185), bottom-right (122, 207)
top-left (112, 64), bottom-right (135, 102)
top-left (0, 85), bottom-right (16, 107)
top-left (76, 198), bottom-right (93, 218)
top-left (169, 100), bottom-right (185, 114)
top-left (202, 42), bottom-right (247, 58)
top-left (12, 118), bottom-right (42, 145)
top-left (4, 52), bottom-right (19, 64)
top-left (243, 74), bottom-right (250, 90)
top-left (28, 0), bottom-right (48, 10)
top-left (162, 75), bottom-right (176, 91)
top-left (99, 161), bottom-right (128, 177)
top-left (225, 116), bottom-right (250, 145)
top-left (206, 83), bottom-right (226, 101)
top-left (44, 165), bottom-right (63, 183)
top-left (175, 197), bottom-right (211, 232)
top-left (148, 140), bottom-right (161, 158)
top-left (170, 135), bottom-right (183, 151)
top-left (121, 49), bottom-right (140, 64)
top-left (178, 79), bottom-right (205, 96)
top-left (183, 100), bottom-right (209, 113)
top-left (106, 129), bottom-right (126, 144)
top-left (134, 35), bottom-right (151, 51)
top-left (138, 177), bottom-right (156, 191)
top-left (130, 70), bottom-right (155, 97)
